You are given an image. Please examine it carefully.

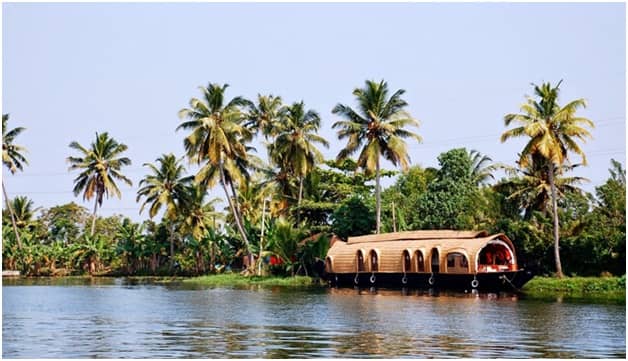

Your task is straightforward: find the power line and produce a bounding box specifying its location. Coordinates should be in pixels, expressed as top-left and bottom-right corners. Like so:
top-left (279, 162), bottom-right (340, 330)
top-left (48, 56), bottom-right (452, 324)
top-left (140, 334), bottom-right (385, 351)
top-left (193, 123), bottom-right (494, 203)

top-left (12, 119), bottom-right (623, 176)
top-left (14, 167), bottom-right (154, 177)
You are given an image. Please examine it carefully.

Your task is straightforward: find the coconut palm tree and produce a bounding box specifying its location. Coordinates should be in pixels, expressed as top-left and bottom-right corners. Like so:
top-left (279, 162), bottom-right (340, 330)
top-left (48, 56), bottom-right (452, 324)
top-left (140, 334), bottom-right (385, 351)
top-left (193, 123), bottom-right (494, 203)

top-left (245, 94), bottom-right (285, 139)
top-left (2, 114), bottom-right (28, 249)
top-left (136, 153), bottom-right (191, 266)
top-left (180, 185), bottom-right (224, 273)
top-left (332, 80), bottom-right (422, 233)
top-left (256, 157), bottom-right (301, 218)
top-left (67, 132), bottom-right (132, 236)
top-left (177, 83), bottom-right (253, 257)
top-left (270, 101), bottom-right (329, 223)
top-left (501, 81), bottom-right (594, 277)
top-left (4, 196), bottom-right (40, 229)
top-left (497, 153), bottom-right (589, 220)
top-left (181, 184), bottom-right (223, 241)
top-left (469, 149), bottom-right (499, 186)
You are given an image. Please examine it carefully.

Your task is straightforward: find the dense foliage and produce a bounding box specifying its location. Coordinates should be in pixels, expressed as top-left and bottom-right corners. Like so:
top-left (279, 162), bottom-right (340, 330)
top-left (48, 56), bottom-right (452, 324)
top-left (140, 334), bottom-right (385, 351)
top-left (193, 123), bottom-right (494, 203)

top-left (2, 81), bottom-right (625, 279)
top-left (414, 149), bottom-right (479, 229)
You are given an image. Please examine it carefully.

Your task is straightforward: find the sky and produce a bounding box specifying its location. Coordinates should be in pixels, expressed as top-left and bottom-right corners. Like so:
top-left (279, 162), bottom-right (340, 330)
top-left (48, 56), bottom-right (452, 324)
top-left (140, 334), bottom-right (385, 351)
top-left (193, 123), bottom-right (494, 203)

top-left (2, 2), bottom-right (626, 222)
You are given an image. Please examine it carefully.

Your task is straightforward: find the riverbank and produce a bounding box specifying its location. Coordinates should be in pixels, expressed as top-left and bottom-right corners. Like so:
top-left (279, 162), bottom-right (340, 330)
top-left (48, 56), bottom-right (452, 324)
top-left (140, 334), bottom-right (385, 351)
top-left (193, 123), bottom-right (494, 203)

top-left (5, 273), bottom-right (625, 303)
top-left (182, 273), bottom-right (319, 287)
top-left (521, 276), bottom-right (626, 302)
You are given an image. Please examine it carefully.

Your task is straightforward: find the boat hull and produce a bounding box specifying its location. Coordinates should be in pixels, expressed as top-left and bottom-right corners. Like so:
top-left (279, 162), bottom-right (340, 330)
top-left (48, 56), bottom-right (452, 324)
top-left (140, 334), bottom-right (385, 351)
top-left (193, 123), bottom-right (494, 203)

top-left (324, 270), bottom-right (534, 292)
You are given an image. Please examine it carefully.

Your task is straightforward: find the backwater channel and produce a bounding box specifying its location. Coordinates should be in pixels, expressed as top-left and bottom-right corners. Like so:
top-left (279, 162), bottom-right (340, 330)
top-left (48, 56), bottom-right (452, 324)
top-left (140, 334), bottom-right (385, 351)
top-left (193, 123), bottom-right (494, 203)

top-left (2, 277), bottom-right (625, 358)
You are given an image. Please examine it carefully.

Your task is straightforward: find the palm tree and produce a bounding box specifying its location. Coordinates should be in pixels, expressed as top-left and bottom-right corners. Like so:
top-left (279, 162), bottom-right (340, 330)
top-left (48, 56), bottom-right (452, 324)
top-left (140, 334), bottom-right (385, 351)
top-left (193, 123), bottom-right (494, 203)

top-left (469, 149), bottom-right (499, 186)
top-left (332, 80), bottom-right (422, 233)
top-left (116, 219), bottom-right (146, 274)
top-left (2, 114), bottom-right (28, 249)
top-left (180, 185), bottom-right (224, 273)
top-left (177, 83), bottom-right (254, 257)
top-left (181, 184), bottom-right (223, 241)
top-left (5, 196), bottom-right (40, 229)
top-left (67, 132), bottom-right (132, 236)
top-left (501, 81), bottom-right (594, 277)
top-left (235, 175), bottom-right (266, 225)
top-left (270, 101), bottom-right (329, 223)
top-left (245, 94), bottom-right (285, 139)
top-left (136, 153), bottom-right (191, 266)
top-left (497, 153), bottom-right (588, 219)
top-left (257, 160), bottom-right (299, 216)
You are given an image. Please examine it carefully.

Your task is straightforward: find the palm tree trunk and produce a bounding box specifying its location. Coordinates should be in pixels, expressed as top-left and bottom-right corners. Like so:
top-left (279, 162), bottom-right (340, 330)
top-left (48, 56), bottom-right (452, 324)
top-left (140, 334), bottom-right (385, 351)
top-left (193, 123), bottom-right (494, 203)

top-left (219, 164), bottom-right (251, 258)
top-left (151, 254), bottom-right (157, 273)
top-left (2, 181), bottom-right (22, 250)
top-left (227, 176), bottom-right (251, 252)
top-left (210, 216), bottom-right (216, 272)
top-left (210, 242), bottom-right (215, 273)
top-left (297, 176), bottom-right (304, 224)
top-left (169, 222), bottom-right (175, 270)
top-left (228, 178), bottom-right (244, 223)
top-left (548, 162), bottom-right (564, 278)
top-left (392, 201), bottom-right (397, 233)
top-left (375, 157), bottom-right (381, 234)
top-left (258, 197), bottom-right (267, 276)
top-left (90, 196), bottom-right (98, 236)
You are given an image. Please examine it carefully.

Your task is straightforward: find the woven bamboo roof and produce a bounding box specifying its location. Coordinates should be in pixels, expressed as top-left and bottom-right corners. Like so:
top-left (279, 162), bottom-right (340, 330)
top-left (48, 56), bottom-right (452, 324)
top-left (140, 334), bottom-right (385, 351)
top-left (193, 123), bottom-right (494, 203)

top-left (347, 230), bottom-right (489, 244)
top-left (327, 231), bottom-right (516, 274)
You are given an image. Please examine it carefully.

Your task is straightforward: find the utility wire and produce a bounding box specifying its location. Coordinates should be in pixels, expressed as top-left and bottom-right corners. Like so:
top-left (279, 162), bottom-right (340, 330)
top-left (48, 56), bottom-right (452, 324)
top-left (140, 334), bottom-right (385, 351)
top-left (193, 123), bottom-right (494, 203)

top-left (10, 119), bottom-right (624, 177)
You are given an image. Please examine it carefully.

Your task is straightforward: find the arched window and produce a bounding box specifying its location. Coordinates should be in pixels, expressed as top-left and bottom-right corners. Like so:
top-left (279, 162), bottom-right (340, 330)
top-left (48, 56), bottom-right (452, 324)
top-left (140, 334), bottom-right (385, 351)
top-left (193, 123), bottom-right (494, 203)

top-left (369, 250), bottom-right (379, 272)
top-left (356, 251), bottom-right (365, 272)
top-left (446, 252), bottom-right (469, 273)
top-left (325, 257), bottom-right (333, 273)
top-left (478, 241), bottom-right (515, 272)
top-left (402, 250), bottom-right (411, 273)
top-left (414, 250), bottom-right (425, 272)
top-left (431, 248), bottom-right (440, 273)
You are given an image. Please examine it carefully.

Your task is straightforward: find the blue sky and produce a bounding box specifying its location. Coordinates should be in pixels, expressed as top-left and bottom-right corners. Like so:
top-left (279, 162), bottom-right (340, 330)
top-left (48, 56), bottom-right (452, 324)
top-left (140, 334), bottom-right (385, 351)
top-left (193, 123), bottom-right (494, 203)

top-left (3, 3), bottom-right (625, 222)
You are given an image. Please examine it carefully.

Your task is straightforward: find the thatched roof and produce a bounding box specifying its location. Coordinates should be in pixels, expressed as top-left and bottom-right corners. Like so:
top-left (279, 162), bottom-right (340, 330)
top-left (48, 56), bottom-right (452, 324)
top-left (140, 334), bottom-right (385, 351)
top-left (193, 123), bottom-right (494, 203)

top-left (327, 230), bottom-right (516, 274)
top-left (347, 230), bottom-right (489, 244)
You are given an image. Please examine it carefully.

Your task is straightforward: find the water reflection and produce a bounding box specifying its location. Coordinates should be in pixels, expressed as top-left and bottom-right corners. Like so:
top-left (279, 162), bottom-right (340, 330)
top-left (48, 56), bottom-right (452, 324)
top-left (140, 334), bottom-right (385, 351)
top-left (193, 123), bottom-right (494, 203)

top-left (3, 279), bottom-right (626, 358)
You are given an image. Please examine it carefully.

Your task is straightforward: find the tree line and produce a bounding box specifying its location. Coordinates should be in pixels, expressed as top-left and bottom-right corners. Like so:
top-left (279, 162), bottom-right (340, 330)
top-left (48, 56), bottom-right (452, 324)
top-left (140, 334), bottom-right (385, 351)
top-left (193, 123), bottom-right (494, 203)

top-left (2, 80), bottom-right (625, 278)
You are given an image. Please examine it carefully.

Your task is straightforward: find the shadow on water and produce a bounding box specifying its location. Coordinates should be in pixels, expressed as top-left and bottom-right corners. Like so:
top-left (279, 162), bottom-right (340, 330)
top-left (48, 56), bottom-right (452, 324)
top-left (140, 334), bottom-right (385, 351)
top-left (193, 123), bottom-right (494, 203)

top-left (329, 285), bottom-right (522, 300)
top-left (2, 276), bottom-right (118, 287)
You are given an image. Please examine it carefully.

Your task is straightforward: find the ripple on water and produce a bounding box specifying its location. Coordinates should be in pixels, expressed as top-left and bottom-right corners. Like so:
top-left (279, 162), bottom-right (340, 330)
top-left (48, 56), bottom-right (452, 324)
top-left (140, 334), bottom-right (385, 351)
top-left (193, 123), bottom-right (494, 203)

top-left (2, 281), bottom-right (626, 358)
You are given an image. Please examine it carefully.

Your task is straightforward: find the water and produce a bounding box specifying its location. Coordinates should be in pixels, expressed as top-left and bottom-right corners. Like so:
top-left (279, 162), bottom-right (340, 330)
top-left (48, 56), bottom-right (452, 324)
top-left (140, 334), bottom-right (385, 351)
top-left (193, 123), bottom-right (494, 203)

top-left (2, 278), bottom-right (625, 358)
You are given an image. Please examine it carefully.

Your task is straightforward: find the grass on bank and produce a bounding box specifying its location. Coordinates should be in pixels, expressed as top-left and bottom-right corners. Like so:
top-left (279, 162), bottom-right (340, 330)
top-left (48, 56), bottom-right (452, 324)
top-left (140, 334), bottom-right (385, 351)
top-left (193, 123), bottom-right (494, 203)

top-left (521, 276), bottom-right (626, 301)
top-left (182, 273), bottom-right (318, 287)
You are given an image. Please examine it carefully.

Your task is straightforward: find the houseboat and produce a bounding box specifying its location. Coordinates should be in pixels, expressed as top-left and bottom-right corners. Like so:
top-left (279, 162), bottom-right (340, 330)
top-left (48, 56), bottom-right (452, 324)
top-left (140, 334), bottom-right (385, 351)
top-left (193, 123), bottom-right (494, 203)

top-left (324, 230), bottom-right (534, 292)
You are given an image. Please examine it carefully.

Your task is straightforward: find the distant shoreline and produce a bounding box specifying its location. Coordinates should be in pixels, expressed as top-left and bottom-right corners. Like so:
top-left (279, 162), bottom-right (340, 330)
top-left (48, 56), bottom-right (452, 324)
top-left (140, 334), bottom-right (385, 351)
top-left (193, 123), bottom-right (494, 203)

top-left (4, 273), bottom-right (625, 303)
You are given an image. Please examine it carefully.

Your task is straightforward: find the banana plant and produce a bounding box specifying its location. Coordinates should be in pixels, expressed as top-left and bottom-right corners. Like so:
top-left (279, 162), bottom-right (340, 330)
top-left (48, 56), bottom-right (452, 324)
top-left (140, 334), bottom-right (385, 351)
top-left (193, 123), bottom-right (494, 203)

top-left (116, 220), bottom-right (146, 274)
top-left (72, 234), bottom-right (110, 274)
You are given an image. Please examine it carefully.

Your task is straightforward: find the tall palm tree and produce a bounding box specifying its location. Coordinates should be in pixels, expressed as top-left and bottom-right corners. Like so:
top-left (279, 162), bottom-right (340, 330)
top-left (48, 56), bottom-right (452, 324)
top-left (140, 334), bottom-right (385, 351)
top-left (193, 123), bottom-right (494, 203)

top-left (332, 80), bottom-right (422, 233)
top-left (67, 132), bottom-right (132, 236)
top-left (270, 101), bottom-right (329, 223)
top-left (501, 81), bottom-right (594, 277)
top-left (136, 153), bottom-right (191, 266)
top-left (245, 94), bottom-right (285, 139)
top-left (3, 114), bottom-right (28, 250)
top-left (177, 83), bottom-right (253, 256)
